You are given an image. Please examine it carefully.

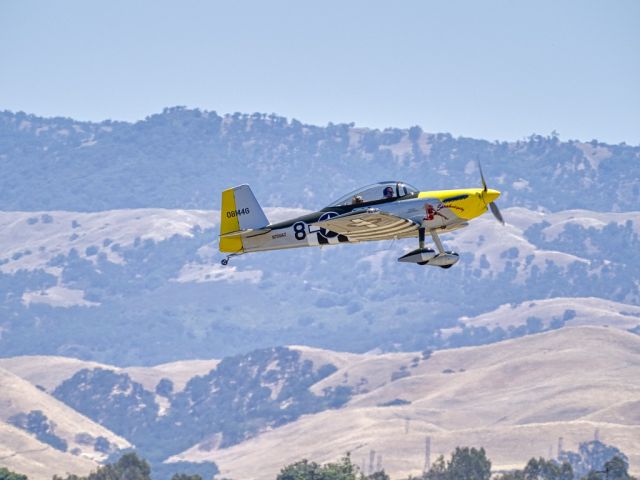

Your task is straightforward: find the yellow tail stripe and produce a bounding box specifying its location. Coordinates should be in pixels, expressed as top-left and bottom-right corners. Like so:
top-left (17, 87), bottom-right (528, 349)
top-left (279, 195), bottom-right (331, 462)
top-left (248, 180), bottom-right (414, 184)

top-left (219, 189), bottom-right (244, 253)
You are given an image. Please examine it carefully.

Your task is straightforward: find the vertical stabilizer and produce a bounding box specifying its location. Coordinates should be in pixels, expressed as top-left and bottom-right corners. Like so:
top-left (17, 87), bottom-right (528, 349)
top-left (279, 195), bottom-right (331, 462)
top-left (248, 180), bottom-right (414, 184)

top-left (219, 185), bottom-right (269, 253)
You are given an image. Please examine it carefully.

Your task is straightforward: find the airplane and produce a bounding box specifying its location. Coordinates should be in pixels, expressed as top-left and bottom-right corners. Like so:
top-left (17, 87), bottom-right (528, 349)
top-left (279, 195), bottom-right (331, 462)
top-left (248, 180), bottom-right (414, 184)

top-left (218, 167), bottom-right (503, 268)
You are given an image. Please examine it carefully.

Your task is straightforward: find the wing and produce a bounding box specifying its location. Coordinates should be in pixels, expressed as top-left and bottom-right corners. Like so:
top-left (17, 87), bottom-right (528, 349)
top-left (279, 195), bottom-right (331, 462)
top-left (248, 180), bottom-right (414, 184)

top-left (311, 208), bottom-right (419, 240)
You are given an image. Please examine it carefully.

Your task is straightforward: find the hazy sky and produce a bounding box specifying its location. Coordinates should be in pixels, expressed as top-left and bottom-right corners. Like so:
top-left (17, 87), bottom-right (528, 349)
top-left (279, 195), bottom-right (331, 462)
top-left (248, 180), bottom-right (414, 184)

top-left (1, 0), bottom-right (638, 143)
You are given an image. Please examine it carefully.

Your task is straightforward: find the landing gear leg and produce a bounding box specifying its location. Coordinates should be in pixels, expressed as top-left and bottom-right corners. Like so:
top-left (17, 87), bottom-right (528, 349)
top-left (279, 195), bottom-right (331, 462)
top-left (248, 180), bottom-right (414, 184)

top-left (399, 228), bottom-right (459, 267)
top-left (413, 228), bottom-right (434, 265)
top-left (431, 230), bottom-right (445, 254)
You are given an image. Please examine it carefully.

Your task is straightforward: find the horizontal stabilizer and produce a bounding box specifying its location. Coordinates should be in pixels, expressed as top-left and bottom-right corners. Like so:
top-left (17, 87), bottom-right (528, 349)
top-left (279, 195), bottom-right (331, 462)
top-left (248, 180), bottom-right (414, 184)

top-left (219, 227), bottom-right (271, 239)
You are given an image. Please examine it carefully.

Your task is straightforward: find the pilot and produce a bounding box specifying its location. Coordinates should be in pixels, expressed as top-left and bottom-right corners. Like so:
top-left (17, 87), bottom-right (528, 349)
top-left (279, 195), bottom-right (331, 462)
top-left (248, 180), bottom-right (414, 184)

top-left (352, 195), bottom-right (364, 204)
top-left (383, 186), bottom-right (394, 199)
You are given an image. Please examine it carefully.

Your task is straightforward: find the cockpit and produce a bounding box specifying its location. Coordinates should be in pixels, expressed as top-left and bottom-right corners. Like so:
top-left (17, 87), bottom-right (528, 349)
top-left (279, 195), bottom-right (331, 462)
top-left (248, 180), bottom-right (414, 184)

top-left (327, 181), bottom-right (420, 207)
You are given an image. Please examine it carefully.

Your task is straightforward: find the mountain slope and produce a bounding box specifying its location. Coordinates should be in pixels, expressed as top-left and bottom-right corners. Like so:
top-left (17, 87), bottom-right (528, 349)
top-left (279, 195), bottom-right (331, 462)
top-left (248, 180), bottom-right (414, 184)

top-left (0, 421), bottom-right (98, 480)
top-left (1, 206), bottom-right (638, 365)
top-left (1, 109), bottom-right (639, 213)
top-left (171, 327), bottom-right (640, 479)
top-left (456, 297), bottom-right (640, 332)
top-left (0, 356), bottom-right (112, 392)
top-left (0, 356), bottom-right (221, 393)
top-left (0, 366), bottom-right (130, 462)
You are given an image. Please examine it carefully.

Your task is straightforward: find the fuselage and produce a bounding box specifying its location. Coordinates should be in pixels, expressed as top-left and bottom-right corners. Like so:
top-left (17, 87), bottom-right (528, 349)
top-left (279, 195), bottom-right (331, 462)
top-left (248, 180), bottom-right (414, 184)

top-left (240, 187), bottom-right (500, 254)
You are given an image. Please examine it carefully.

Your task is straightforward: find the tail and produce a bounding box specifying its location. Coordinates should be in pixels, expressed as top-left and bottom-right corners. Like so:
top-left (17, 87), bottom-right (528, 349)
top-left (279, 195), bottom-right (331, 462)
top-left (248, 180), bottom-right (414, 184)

top-left (219, 185), bottom-right (269, 253)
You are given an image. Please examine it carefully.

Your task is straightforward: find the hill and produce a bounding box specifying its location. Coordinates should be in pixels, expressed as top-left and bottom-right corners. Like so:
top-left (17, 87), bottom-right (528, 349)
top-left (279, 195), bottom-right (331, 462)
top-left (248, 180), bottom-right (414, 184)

top-left (170, 327), bottom-right (640, 479)
top-left (0, 356), bottom-right (220, 394)
top-left (0, 357), bottom-right (111, 392)
top-left (1, 109), bottom-right (639, 213)
top-left (0, 421), bottom-right (98, 480)
top-left (1, 108), bottom-right (639, 365)
top-left (0, 366), bottom-right (130, 478)
top-left (455, 297), bottom-right (640, 332)
top-left (2, 328), bottom-right (637, 478)
top-left (1, 206), bottom-right (638, 366)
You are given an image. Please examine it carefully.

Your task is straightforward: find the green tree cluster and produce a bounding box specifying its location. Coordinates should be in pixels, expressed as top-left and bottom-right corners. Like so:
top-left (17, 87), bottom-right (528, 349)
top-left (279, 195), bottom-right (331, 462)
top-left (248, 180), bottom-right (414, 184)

top-left (494, 453), bottom-right (636, 480)
top-left (416, 447), bottom-right (491, 480)
top-left (562, 441), bottom-right (631, 479)
top-left (495, 457), bottom-right (573, 479)
top-left (51, 453), bottom-right (203, 480)
top-left (53, 453), bottom-right (151, 480)
top-left (278, 445), bottom-right (637, 480)
top-left (8, 410), bottom-right (68, 452)
top-left (276, 454), bottom-right (389, 480)
top-left (581, 456), bottom-right (635, 480)
top-left (277, 448), bottom-right (489, 480)
top-left (0, 467), bottom-right (28, 480)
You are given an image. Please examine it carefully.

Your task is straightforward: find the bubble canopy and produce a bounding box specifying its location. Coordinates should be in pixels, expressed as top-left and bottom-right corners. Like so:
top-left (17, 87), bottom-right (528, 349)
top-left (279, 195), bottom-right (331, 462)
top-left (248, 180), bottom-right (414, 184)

top-left (327, 181), bottom-right (420, 207)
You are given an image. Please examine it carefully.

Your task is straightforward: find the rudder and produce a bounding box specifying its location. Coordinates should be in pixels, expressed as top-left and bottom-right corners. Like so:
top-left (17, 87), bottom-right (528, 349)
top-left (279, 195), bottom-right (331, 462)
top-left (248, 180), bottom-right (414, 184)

top-left (219, 185), bottom-right (269, 253)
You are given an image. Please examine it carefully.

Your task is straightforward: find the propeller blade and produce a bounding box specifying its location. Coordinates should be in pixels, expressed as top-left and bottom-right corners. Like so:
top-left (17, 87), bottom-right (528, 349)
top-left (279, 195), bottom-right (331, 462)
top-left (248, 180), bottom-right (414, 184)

top-left (478, 162), bottom-right (488, 192)
top-left (489, 202), bottom-right (505, 225)
top-left (479, 161), bottom-right (505, 225)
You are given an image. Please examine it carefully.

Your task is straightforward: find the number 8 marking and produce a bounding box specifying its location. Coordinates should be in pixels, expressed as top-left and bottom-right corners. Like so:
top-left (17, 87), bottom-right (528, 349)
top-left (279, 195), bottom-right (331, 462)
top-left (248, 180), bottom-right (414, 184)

top-left (293, 222), bottom-right (307, 241)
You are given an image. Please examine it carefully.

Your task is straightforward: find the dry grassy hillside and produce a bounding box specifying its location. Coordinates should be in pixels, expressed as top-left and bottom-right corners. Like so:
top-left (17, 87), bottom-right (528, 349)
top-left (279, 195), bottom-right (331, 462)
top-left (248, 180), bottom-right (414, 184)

top-left (0, 356), bottom-right (220, 393)
top-left (123, 359), bottom-right (221, 392)
top-left (0, 356), bottom-right (111, 392)
top-left (0, 367), bottom-right (130, 463)
top-left (0, 421), bottom-right (98, 480)
top-left (291, 345), bottom-right (362, 371)
top-left (171, 327), bottom-right (640, 479)
top-left (456, 297), bottom-right (640, 332)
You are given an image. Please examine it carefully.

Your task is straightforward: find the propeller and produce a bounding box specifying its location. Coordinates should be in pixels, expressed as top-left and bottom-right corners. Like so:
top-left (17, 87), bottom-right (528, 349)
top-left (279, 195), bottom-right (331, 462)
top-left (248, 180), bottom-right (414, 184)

top-left (489, 201), bottom-right (504, 225)
top-left (478, 162), bottom-right (505, 225)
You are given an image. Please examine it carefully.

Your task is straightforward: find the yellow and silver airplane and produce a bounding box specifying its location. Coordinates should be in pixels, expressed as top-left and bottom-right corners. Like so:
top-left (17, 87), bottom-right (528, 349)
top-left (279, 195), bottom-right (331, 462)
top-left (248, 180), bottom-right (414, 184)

top-left (219, 168), bottom-right (503, 268)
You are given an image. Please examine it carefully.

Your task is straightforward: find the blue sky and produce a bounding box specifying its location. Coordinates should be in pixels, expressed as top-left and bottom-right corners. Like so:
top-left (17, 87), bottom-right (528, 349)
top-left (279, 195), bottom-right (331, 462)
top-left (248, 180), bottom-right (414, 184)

top-left (1, 0), bottom-right (638, 143)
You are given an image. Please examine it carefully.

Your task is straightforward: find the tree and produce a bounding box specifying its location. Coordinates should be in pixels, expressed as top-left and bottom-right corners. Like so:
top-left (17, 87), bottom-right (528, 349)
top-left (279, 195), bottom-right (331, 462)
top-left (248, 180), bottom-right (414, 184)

top-left (604, 455), bottom-right (635, 480)
top-left (408, 126), bottom-right (423, 143)
top-left (447, 447), bottom-right (491, 480)
top-left (96, 452), bottom-right (151, 480)
top-left (277, 459), bottom-right (323, 480)
top-left (554, 462), bottom-right (573, 480)
top-left (53, 452), bottom-right (152, 480)
top-left (277, 454), bottom-right (363, 480)
top-left (319, 454), bottom-right (361, 480)
top-left (8, 410), bottom-right (68, 452)
top-left (94, 436), bottom-right (112, 454)
top-left (156, 378), bottom-right (174, 397)
top-left (424, 455), bottom-right (448, 480)
top-left (559, 440), bottom-right (630, 478)
top-left (171, 475), bottom-right (202, 480)
top-left (582, 455), bottom-right (637, 480)
top-left (522, 457), bottom-right (573, 480)
top-left (580, 442), bottom-right (630, 477)
top-left (366, 471), bottom-right (390, 480)
top-left (423, 448), bottom-right (491, 480)
top-left (0, 467), bottom-right (28, 480)
top-left (494, 472), bottom-right (524, 480)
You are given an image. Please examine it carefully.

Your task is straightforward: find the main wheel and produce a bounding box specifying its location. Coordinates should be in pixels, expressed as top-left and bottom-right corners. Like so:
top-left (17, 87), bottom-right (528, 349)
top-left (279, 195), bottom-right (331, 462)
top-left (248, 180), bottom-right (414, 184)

top-left (439, 264), bottom-right (453, 269)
